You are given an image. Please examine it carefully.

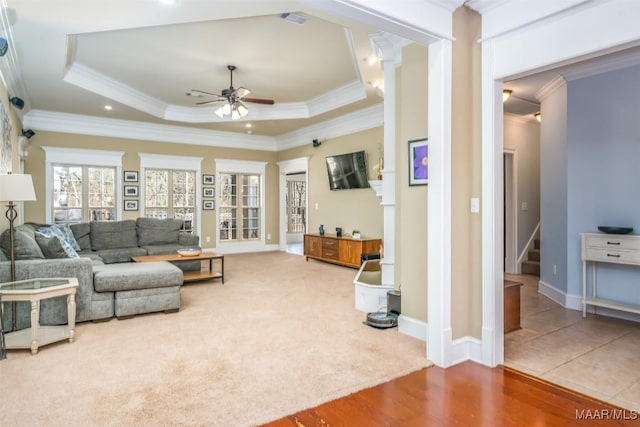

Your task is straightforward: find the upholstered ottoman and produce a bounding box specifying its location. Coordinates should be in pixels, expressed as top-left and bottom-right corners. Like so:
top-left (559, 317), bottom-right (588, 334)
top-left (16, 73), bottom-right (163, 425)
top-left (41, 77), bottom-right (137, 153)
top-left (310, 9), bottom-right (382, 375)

top-left (93, 261), bottom-right (183, 318)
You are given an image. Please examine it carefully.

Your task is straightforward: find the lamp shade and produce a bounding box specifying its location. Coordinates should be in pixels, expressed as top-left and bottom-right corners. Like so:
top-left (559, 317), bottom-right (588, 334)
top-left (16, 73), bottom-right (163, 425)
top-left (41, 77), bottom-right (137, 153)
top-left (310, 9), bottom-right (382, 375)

top-left (0, 174), bottom-right (36, 202)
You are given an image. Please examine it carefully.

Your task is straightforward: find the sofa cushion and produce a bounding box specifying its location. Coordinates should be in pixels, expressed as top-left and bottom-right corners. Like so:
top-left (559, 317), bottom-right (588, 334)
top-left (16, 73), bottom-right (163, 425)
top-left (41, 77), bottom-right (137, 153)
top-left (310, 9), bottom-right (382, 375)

top-left (179, 232), bottom-right (200, 247)
top-left (35, 231), bottom-right (79, 259)
top-left (136, 217), bottom-right (183, 246)
top-left (96, 247), bottom-right (147, 264)
top-left (90, 220), bottom-right (137, 250)
top-left (0, 224), bottom-right (45, 260)
top-left (70, 223), bottom-right (92, 251)
top-left (93, 261), bottom-right (183, 292)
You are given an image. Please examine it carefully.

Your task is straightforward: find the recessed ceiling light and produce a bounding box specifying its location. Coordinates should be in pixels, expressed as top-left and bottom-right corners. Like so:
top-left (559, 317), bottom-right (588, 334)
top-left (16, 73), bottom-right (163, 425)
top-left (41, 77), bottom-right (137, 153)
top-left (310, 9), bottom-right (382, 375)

top-left (104, 105), bottom-right (112, 111)
top-left (281, 12), bottom-right (307, 25)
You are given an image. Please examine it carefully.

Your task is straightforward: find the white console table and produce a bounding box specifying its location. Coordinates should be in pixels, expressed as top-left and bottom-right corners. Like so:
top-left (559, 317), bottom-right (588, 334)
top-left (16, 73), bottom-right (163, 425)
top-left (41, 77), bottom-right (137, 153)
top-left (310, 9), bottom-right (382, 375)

top-left (581, 233), bottom-right (640, 318)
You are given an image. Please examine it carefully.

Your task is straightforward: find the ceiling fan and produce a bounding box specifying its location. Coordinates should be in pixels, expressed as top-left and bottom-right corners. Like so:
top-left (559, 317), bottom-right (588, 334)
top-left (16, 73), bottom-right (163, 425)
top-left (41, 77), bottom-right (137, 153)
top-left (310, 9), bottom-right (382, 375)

top-left (186, 65), bottom-right (275, 120)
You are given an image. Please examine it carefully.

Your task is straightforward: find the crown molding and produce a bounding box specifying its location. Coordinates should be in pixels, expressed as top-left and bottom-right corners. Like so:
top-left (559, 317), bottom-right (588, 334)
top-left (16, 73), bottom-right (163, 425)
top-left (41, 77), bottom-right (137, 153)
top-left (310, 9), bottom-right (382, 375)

top-left (504, 112), bottom-right (538, 125)
top-left (63, 61), bottom-right (369, 124)
top-left (24, 109), bottom-right (279, 151)
top-left (464, 0), bottom-right (511, 14)
top-left (535, 75), bottom-right (566, 102)
top-left (276, 102), bottom-right (383, 151)
top-left (24, 103), bottom-right (383, 153)
top-left (561, 48), bottom-right (640, 82)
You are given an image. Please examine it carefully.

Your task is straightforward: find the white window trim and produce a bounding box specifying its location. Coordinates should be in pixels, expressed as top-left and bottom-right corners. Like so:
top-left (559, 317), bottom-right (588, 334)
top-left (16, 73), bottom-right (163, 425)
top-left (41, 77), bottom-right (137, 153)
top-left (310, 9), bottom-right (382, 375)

top-left (214, 158), bottom-right (267, 253)
top-left (41, 146), bottom-right (125, 223)
top-left (139, 152), bottom-right (203, 239)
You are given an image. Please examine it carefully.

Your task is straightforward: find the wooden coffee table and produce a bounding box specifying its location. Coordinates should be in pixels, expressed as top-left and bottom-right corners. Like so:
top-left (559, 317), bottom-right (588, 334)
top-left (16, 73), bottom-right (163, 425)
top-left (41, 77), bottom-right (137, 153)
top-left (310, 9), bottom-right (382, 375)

top-left (131, 252), bottom-right (224, 284)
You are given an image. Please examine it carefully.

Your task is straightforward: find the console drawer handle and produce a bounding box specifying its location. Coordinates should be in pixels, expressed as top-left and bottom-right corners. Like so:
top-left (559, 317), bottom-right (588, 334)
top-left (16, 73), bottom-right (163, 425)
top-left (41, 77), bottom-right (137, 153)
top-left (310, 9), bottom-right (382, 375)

top-left (606, 241), bottom-right (621, 245)
top-left (607, 253), bottom-right (621, 258)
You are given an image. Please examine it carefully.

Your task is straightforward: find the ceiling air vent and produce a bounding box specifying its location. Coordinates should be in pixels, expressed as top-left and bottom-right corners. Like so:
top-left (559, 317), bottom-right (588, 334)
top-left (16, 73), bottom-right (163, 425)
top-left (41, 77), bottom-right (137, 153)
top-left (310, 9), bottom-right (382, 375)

top-left (280, 12), bottom-right (307, 25)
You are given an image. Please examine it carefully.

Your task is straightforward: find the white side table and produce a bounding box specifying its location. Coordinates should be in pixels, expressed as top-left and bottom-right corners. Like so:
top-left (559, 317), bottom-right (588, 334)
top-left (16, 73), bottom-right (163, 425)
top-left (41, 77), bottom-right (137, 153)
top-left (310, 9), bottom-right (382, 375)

top-left (0, 278), bottom-right (78, 355)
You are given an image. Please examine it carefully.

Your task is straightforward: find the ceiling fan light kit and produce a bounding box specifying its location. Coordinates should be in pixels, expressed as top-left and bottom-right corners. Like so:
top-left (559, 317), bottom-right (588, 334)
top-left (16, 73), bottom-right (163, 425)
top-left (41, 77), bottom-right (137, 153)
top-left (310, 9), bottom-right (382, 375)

top-left (191, 65), bottom-right (274, 121)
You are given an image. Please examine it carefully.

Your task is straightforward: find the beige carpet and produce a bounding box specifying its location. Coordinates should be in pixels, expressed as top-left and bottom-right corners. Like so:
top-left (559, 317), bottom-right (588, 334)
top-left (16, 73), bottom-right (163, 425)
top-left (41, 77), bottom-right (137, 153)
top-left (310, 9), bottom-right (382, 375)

top-left (0, 251), bottom-right (431, 426)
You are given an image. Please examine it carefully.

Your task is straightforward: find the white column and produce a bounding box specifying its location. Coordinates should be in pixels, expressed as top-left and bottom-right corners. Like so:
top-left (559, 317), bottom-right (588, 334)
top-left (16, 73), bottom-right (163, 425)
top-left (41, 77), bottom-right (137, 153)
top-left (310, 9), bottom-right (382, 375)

top-left (426, 39), bottom-right (453, 367)
top-left (480, 39), bottom-right (504, 367)
top-left (371, 33), bottom-right (405, 288)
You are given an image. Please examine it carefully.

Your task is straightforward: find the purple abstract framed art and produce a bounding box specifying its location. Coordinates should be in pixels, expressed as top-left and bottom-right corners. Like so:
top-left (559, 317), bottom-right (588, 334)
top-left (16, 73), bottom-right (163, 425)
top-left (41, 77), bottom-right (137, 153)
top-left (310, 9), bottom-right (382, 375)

top-left (408, 138), bottom-right (428, 186)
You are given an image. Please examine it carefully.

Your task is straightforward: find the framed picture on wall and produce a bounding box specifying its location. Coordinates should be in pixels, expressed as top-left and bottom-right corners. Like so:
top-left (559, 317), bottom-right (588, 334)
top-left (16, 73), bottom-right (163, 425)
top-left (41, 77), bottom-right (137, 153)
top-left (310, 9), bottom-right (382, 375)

top-left (124, 171), bottom-right (138, 182)
top-left (124, 185), bottom-right (139, 197)
top-left (203, 187), bottom-right (215, 198)
top-left (203, 174), bottom-right (215, 185)
top-left (203, 200), bottom-right (215, 210)
top-left (408, 138), bottom-right (428, 186)
top-left (124, 200), bottom-right (138, 211)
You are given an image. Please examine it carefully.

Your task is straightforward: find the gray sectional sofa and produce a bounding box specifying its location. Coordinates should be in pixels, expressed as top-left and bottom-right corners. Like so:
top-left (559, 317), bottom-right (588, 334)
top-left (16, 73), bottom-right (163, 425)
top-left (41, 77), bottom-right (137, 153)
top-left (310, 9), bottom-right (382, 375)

top-left (0, 218), bottom-right (201, 329)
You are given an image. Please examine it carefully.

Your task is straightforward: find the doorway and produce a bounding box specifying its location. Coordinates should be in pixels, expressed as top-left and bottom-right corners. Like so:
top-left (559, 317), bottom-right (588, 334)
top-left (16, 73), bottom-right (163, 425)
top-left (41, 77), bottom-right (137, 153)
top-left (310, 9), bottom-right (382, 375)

top-left (285, 172), bottom-right (306, 255)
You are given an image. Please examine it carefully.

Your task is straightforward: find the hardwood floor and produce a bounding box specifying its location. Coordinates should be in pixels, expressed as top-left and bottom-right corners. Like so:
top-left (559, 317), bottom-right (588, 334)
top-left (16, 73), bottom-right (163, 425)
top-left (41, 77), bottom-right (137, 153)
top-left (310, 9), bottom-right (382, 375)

top-left (263, 361), bottom-right (637, 426)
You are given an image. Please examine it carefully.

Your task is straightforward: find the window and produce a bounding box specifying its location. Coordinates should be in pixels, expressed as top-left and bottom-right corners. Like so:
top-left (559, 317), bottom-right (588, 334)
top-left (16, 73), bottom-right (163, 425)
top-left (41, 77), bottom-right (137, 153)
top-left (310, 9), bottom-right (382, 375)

top-left (52, 165), bottom-right (116, 224)
top-left (219, 173), bottom-right (261, 241)
top-left (43, 146), bottom-right (124, 224)
top-left (144, 169), bottom-right (196, 230)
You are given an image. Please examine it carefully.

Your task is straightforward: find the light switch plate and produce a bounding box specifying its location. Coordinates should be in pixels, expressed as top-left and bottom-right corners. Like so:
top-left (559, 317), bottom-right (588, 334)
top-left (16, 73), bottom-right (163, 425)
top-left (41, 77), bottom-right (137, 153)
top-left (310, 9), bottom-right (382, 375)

top-left (470, 197), bottom-right (480, 213)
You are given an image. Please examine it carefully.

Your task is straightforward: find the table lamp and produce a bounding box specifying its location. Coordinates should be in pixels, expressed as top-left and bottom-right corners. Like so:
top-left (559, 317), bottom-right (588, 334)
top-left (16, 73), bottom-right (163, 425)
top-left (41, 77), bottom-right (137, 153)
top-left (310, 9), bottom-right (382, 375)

top-left (0, 173), bottom-right (36, 338)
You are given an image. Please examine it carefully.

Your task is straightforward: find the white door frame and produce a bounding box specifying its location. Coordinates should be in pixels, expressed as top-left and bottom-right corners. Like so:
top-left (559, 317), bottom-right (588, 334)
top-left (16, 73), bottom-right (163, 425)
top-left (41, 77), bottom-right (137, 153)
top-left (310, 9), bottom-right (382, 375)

top-left (480, 1), bottom-right (640, 367)
top-left (503, 149), bottom-right (517, 274)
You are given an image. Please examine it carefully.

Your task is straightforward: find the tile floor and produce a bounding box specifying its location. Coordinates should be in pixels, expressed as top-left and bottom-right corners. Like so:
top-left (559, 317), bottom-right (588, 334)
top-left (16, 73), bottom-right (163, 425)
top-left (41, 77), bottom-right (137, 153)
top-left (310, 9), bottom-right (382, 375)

top-left (504, 273), bottom-right (640, 410)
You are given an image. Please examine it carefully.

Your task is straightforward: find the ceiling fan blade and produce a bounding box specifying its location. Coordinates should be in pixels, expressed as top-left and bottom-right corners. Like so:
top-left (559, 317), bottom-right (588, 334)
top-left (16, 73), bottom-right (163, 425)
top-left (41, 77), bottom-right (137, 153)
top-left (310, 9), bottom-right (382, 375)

top-left (196, 99), bottom-right (225, 105)
top-left (187, 89), bottom-right (222, 97)
top-left (234, 87), bottom-right (251, 98)
top-left (242, 97), bottom-right (275, 105)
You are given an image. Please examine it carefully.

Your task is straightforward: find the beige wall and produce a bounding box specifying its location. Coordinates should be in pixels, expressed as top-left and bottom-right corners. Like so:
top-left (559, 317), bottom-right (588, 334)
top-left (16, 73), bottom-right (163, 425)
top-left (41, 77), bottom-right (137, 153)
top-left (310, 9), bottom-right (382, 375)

top-left (277, 127), bottom-right (383, 239)
top-left (396, 43), bottom-right (429, 321)
top-left (0, 79), bottom-right (26, 232)
top-left (23, 132), bottom-right (279, 248)
top-left (451, 6), bottom-right (482, 339)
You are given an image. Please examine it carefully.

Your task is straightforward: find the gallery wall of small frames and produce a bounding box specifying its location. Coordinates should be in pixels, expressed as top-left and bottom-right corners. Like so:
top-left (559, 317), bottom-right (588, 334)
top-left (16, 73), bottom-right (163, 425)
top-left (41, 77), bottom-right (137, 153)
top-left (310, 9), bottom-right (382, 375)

top-left (202, 174), bottom-right (215, 210)
top-left (123, 170), bottom-right (139, 211)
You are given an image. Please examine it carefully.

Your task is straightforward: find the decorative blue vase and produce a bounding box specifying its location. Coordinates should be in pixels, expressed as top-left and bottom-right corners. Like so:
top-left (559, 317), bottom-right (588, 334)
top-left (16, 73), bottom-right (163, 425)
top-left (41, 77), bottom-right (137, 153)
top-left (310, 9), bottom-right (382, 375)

top-left (319, 224), bottom-right (325, 235)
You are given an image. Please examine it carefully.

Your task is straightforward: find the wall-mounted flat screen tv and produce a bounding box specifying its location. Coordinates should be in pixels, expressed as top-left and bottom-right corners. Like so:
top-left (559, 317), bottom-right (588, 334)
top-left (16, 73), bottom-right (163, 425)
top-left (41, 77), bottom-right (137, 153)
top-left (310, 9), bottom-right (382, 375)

top-left (325, 150), bottom-right (369, 190)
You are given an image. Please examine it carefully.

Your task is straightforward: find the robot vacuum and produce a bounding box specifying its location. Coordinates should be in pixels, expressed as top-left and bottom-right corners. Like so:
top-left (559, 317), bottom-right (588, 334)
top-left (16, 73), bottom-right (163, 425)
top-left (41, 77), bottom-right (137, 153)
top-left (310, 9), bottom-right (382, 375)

top-left (364, 290), bottom-right (401, 329)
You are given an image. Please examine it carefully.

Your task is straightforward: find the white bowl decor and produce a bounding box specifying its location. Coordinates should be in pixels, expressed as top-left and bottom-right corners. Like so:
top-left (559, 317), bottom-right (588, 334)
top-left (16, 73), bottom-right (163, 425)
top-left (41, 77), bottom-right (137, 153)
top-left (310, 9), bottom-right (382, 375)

top-left (177, 248), bottom-right (202, 257)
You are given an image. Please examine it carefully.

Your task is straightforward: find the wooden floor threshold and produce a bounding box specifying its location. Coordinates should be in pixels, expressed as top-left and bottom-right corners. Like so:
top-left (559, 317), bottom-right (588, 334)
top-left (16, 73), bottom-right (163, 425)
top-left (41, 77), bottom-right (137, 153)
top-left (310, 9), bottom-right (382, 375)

top-left (263, 361), bottom-right (636, 427)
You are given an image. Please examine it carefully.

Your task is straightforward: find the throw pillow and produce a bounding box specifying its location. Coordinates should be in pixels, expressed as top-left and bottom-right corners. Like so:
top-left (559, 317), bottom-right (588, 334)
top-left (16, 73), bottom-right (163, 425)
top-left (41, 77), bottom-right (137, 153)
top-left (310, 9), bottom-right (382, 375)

top-left (35, 229), bottom-right (79, 259)
top-left (35, 232), bottom-right (70, 258)
top-left (56, 223), bottom-right (81, 251)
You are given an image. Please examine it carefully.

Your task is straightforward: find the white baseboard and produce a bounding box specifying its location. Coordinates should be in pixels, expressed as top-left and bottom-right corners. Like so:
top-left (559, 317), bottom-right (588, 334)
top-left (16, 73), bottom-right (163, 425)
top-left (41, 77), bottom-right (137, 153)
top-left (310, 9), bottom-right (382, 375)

top-left (398, 315), bottom-right (427, 341)
top-left (538, 280), bottom-right (567, 307)
top-left (538, 280), bottom-right (640, 323)
top-left (397, 316), bottom-right (488, 367)
top-left (208, 243), bottom-right (280, 254)
top-left (449, 336), bottom-right (483, 366)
